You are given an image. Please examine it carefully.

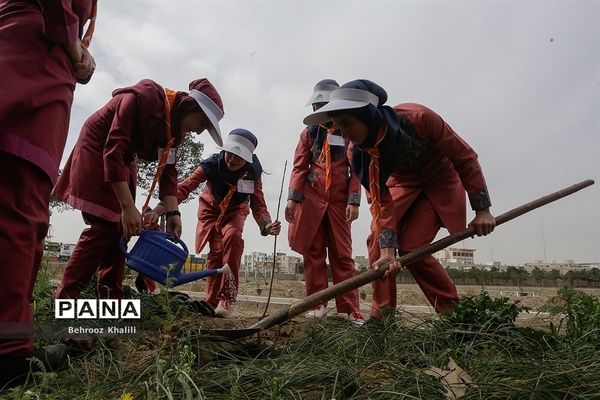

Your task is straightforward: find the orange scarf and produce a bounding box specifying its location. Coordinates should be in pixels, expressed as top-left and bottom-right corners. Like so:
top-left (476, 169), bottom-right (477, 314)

top-left (215, 184), bottom-right (237, 229)
top-left (81, 2), bottom-right (97, 48)
top-left (143, 89), bottom-right (177, 209)
top-left (215, 172), bottom-right (248, 229)
top-left (362, 123), bottom-right (387, 240)
top-left (317, 125), bottom-right (337, 191)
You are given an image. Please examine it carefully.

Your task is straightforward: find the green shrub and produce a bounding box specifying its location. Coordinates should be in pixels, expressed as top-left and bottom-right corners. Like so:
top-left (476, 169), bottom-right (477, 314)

top-left (541, 286), bottom-right (600, 343)
top-left (443, 291), bottom-right (528, 329)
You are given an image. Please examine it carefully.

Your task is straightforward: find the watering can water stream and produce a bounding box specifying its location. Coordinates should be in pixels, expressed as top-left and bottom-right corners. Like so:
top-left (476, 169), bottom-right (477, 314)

top-left (120, 230), bottom-right (231, 288)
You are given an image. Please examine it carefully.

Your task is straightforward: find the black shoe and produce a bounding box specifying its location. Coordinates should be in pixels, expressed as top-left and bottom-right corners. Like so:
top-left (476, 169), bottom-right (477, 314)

top-left (189, 300), bottom-right (216, 317)
top-left (135, 273), bottom-right (149, 293)
top-left (32, 344), bottom-right (69, 372)
top-left (0, 344), bottom-right (69, 390)
top-left (363, 316), bottom-right (384, 329)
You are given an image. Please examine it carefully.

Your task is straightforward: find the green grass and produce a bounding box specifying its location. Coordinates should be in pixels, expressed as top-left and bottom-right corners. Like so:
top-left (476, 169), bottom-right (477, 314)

top-left (3, 275), bottom-right (600, 399)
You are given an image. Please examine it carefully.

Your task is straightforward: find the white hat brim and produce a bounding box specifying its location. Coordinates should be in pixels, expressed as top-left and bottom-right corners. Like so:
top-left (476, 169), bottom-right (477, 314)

top-left (189, 90), bottom-right (224, 147)
top-left (303, 98), bottom-right (370, 125)
top-left (222, 142), bottom-right (253, 163)
top-left (221, 133), bottom-right (255, 163)
top-left (305, 90), bottom-right (332, 106)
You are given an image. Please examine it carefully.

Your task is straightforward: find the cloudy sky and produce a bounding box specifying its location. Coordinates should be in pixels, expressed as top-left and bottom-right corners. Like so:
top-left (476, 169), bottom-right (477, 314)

top-left (50, 0), bottom-right (599, 266)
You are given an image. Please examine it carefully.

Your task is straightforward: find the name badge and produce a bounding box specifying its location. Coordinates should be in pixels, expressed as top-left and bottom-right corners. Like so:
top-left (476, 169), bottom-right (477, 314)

top-left (327, 134), bottom-right (345, 146)
top-left (158, 148), bottom-right (177, 164)
top-left (237, 179), bottom-right (255, 194)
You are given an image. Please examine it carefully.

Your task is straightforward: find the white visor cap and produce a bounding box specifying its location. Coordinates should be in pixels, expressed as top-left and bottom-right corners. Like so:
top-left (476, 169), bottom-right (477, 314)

top-left (305, 82), bottom-right (340, 106)
top-left (303, 88), bottom-right (379, 125)
top-left (221, 133), bottom-right (256, 163)
top-left (188, 89), bottom-right (224, 147)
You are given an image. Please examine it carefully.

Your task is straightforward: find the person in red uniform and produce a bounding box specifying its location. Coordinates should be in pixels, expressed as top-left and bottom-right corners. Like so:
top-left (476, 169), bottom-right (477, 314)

top-left (0, 0), bottom-right (97, 386)
top-left (286, 79), bottom-right (364, 325)
top-left (53, 78), bottom-right (225, 301)
top-left (304, 79), bottom-right (496, 321)
top-left (147, 129), bottom-right (281, 317)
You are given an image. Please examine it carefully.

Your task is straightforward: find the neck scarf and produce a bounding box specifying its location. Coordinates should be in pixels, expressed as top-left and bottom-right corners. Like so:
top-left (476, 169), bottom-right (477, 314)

top-left (360, 123), bottom-right (387, 239)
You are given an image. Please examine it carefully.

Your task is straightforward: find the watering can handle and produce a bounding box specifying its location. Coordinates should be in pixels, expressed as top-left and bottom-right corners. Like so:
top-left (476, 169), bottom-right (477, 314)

top-left (118, 232), bottom-right (189, 258)
top-left (168, 234), bottom-right (189, 254)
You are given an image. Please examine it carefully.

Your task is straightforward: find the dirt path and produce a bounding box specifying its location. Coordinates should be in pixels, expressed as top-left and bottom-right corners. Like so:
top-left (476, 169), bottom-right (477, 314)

top-left (176, 277), bottom-right (600, 312)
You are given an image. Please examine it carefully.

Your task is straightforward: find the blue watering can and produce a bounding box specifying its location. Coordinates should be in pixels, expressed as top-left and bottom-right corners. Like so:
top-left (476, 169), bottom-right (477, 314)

top-left (120, 230), bottom-right (231, 288)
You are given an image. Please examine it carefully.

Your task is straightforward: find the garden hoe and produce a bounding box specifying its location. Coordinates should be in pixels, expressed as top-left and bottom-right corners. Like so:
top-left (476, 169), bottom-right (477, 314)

top-left (204, 179), bottom-right (594, 340)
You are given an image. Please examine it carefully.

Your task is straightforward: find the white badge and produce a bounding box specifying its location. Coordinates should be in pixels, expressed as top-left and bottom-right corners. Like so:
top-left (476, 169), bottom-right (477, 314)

top-left (327, 134), bottom-right (346, 146)
top-left (237, 179), bottom-right (255, 194)
top-left (158, 148), bottom-right (177, 164)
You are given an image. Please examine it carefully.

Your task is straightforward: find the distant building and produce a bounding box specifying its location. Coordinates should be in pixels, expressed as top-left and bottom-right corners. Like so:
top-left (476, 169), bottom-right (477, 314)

top-left (276, 253), bottom-right (302, 275)
top-left (242, 252), bottom-right (302, 275)
top-left (243, 252), bottom-right (269, 274)
top-left (43, 241), bottom-right (61, 261)
top-left (433, 247), bottom-right (475, 267)
top-left (523, 259), bottom-right (600, 275)
top-left (59, 243), bottom-right (77, 261)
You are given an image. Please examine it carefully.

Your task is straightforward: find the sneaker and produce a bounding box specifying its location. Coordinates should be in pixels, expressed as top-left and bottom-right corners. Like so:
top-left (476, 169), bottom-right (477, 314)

top-left (214, 300), bottom-right (232, 317)
top-left (305, 304), bottom-right (327, 319)
top-left (345, 311), bottom-right (365, 326)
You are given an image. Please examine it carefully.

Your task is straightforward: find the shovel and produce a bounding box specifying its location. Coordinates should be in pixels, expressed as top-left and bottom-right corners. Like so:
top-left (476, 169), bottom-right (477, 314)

top-left (205, 179), bottom-right (594, 339)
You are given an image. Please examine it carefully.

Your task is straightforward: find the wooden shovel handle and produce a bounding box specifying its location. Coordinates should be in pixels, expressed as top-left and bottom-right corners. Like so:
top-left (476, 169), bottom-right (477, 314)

top-left (250, 179), bottom-right (594, 331)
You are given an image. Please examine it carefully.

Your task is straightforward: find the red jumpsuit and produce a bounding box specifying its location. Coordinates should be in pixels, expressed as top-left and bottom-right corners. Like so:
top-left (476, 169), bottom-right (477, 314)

top-left (288, 126), bottom-right (362, 314)
top-left (0, 0), bottom-right (95, 357)
top-left (359, 104), bottom-right (491, 317)
top-left (177, 153), bottom-right (272, 307)
top-left (53, 80), bottom-right (179, 300)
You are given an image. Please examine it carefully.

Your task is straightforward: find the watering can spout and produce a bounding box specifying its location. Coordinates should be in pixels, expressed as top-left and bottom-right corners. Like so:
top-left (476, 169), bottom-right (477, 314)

top-left (219, 263), bottom-right (232, 276)
top-left (170, 263), bottom-right (233, 286)
top-left (120, 231), bottom-right (237, 288)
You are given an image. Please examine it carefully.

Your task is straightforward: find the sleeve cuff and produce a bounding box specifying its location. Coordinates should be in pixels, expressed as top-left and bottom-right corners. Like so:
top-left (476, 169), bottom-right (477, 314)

top-left (259, 218), bottom-right (272, 236)
top-left (288, 190), bottom-right (304, 203)
top-left (348, 192), bottom-right (360, 206)
top-left (379, 229), bottom-right (398, 249)
top-left (469, 189), bottom-right (492, 211)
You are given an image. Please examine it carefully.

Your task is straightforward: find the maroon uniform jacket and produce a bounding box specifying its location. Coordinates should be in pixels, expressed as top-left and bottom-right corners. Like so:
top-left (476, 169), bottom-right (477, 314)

top-left (53, 80), bottom-right (179, 222)
top-left (352, 103), bottom-right (490, 247)
top-left (0, 0), bottom-right (96, 184)
top-left (287, 126), bottom-right (361, 255)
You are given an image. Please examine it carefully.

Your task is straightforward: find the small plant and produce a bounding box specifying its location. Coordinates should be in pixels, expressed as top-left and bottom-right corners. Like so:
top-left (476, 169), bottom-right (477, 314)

top-left (144, 344), bottom-right (201, 399)
top-left (443, 291), bottom-right (528, 329)
top-left (541, 286), bottom-right (600, 343)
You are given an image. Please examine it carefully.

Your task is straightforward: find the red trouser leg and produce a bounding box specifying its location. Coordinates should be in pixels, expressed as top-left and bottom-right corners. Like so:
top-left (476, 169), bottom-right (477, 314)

top-left (97, 240), bottom-right (125, 299)
top-left (368, 232), bottom-right (397, 318)
top-left (369, 195), bottom-right (460, 317)
top-left (217, 225), bottom-right (244, 303)
top-left (55, 213), bottom-right (122, 299)
top-left (324, 210), bottom-right (360, 314)
top-left (0, 154), bottom-right (51, 356)
top-left (29, 240), bottom-right (45, 299)
top-left (303, 220), bottom-right (328, 307)
top-left (399, 196), bottom-right (459, 314)
top-left (204, 230), bottom-right (224, 307)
